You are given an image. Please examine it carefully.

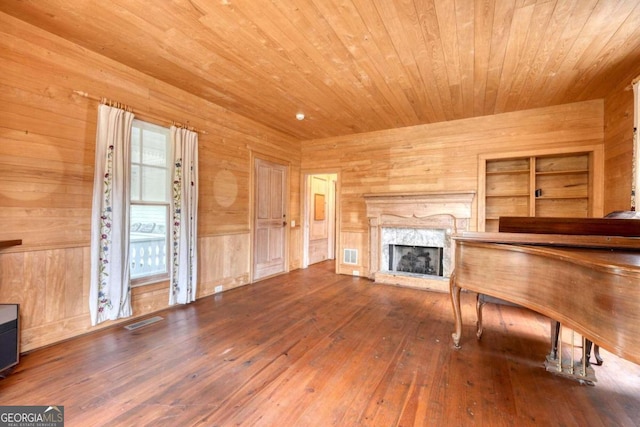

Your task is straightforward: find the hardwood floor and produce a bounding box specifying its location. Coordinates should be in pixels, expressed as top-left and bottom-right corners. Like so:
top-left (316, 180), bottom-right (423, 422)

top-left (1, 260), bottom-right (639, 426)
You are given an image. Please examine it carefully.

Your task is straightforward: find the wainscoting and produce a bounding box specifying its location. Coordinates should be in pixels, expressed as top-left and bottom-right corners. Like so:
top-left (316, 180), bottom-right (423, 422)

top-left (0, 233), bottom-right (250, 352)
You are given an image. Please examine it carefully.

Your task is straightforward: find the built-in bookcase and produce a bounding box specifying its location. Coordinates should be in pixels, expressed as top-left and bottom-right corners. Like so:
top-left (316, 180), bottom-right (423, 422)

top-left (478, 147), bottom-right (604, 232)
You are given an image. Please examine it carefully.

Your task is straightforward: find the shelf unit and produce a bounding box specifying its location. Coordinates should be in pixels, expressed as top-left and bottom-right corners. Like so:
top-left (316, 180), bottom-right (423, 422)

top-left (478, 147), bottom-right (603, 232)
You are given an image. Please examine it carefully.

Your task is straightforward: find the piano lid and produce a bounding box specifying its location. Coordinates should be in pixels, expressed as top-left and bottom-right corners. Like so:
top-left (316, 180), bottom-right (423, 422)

top-left (498, 212), bottom-right (640, 237)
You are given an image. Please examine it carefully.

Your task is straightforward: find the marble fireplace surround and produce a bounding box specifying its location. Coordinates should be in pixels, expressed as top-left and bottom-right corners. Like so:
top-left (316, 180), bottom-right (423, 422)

top-left (364, 191), bottom-right (475, 293)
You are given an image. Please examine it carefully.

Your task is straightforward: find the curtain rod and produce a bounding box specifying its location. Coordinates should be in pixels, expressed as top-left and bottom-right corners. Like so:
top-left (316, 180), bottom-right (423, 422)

top-left (625, 75), bottom-right (640, 91)
top-left (72, 90), bottom-right (206, 134)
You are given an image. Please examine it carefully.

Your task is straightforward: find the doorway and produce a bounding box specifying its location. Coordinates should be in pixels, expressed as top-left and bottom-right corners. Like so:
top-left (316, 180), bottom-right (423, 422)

top-left (303, 173), bottom-right (337, 268)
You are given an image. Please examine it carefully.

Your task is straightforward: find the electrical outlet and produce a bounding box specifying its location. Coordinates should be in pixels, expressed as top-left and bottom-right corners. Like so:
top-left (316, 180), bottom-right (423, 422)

top-left (215, 285), bottom-right (223, 293)
top-left (291, 220), bottom-right (296, 227)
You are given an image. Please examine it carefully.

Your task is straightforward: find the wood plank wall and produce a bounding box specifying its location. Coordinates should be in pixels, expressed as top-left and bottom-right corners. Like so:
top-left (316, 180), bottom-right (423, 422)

top-left (0, 13), bottom-right (301, 352)
top-left (603, 78), bottom-right (636, 212)
top-left (301, 100), bottom-right (605, 277)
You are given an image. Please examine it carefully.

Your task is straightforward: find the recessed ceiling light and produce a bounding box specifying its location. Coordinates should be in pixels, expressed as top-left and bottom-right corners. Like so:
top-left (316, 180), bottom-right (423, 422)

top-left (296, 112), bottom-right (305, 121)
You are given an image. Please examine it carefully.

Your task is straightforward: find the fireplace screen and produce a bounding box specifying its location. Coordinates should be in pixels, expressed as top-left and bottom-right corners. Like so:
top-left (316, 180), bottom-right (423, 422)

top-left (389, 245), bottom-right (443, 276)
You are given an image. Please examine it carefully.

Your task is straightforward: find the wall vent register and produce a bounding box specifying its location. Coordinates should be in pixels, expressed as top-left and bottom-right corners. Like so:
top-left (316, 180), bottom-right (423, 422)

top-left (343, 248), bottom-right (358, 265)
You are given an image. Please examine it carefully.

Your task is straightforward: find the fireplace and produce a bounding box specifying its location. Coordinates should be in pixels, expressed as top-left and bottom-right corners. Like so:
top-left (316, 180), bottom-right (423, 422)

top-left (389, 245), bottom-right (443, 276)
top-left (364, 191), bottom-right (475, 292)
top-left (380, 226), bottom-right (451, 276)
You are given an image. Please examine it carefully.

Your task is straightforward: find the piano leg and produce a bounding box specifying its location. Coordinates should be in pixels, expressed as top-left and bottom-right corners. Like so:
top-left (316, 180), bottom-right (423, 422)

top-left (550, 320), bottom-right (561, 360)
top-left (594, 345), bottom-right (603, 365)
top-left (449, 271), bottom-right (462, 348)
top-left (476, 294), bottom-right (485, 340)
top-left (584, 341), bottom-right (604, 366)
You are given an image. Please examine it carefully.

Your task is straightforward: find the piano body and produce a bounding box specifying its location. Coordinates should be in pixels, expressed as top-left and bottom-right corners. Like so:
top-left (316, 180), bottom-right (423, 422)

top-left (449, 215), bottom-right (640, 384)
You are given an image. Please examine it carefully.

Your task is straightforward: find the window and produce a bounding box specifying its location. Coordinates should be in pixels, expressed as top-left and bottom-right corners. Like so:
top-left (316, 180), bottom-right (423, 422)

top-left (130, 120), bottom-right (171, 284)
top-left (633, 79), bottom-right (640, 210)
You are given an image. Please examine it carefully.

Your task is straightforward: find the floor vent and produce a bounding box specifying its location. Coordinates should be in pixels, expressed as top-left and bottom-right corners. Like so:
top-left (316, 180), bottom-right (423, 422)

top-left (124, 316), bottom-right (163, 331)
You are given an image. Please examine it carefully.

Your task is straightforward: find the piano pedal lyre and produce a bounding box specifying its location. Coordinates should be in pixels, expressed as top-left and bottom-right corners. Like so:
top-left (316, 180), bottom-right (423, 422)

top-left (544, 322), bottom-right (597, 385)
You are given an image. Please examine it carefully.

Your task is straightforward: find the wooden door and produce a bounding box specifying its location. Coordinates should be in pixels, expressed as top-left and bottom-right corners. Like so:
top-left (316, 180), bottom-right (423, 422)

top-left (253, 158), bottom-right (287, 280)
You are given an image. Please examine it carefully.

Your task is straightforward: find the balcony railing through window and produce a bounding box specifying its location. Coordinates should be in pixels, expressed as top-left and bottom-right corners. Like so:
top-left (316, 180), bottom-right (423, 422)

top-left (130, 233), bottom-right (167, 279)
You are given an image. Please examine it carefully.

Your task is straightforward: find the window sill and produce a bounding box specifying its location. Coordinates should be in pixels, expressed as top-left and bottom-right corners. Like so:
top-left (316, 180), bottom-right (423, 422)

top-left (131, 274), bottom-right (169, 288)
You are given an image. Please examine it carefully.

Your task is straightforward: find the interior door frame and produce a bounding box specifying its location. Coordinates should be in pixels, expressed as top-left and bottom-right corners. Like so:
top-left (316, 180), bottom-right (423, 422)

top-left (250, 151), bottom-right (290, 282)
top-left (301, 169), bottom-right (340, 271)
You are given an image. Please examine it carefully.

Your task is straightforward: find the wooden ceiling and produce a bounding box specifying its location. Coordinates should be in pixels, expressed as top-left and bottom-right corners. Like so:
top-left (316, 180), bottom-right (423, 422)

top-left (2, 0), bottom-right (640, 140)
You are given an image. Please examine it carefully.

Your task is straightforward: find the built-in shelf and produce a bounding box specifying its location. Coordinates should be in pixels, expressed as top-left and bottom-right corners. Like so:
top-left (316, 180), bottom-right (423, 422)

top-left (479, 148), bottom-right (602, 232)
top-left (536, 169), bottom-right (588, 176)
top-left (0, 240), bottom-right (22, 249)
top-left (486, 170), bottom-right (530, 175)
top-left (536, 196), bottom-right (589, 200)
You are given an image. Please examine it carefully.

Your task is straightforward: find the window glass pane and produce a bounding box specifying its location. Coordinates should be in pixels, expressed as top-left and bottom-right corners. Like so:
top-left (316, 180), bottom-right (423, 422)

top-left (130, 204), bottom-right (168, 279)
top-left (131, 165), bottom-right (140, 201)
top-left (142, 167), bottom-right (167, 202)
top-left (142, 129), bottom-right (167, 166)
top-left (131, 127), bottom-right (141, 163)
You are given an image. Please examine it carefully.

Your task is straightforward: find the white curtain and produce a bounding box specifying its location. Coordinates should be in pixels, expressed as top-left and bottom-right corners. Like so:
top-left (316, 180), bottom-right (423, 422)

top-left (89, 104), bottom-right (134, 325)
top-left (632, 80), bottom-right (639, 210)
top-left (169, 126), bottom-right (199, 305)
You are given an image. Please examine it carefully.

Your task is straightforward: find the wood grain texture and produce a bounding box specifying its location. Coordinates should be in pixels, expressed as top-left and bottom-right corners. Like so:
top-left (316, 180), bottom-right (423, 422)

top-left (0, 14), bottom-right (300, 351)
top-left (0, 2), bottom-right (637, 354)
top-left (1, 2), bottom-right (639, 140)
top-left (604, 77), bottom-right (636, 213)
top-left (0, 240), bottom-right (21, 249)
top-left (1, 261), bottom-right (638, 426)
top-left (498, 216), bottom-right (640, 236)
top-left (450, 237), bottom-right (640, 364)
top-left (302, 100), bottom-right (605, 276)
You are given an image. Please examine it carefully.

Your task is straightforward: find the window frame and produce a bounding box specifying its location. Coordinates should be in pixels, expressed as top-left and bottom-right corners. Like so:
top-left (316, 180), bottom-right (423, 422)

top-left (129, 119), bottom-right (172, 287)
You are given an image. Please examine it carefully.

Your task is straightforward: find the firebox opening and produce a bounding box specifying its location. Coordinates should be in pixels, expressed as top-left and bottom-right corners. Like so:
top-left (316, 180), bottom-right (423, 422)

top-left (389, 245), bottom-right (443, 277)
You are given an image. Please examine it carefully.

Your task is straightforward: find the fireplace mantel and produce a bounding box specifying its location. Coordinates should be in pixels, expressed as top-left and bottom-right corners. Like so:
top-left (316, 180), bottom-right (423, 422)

top-left (364, 191), bottom-right (475, 292)
top-left (364, 191), bottom-right (476, 219)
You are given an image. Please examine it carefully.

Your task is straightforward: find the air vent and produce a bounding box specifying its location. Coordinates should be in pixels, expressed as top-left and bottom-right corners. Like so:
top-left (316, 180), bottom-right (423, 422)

top-left (124, 316), bottom-right (163, 331)
top-left (343, 248), bottom-right (358, 265)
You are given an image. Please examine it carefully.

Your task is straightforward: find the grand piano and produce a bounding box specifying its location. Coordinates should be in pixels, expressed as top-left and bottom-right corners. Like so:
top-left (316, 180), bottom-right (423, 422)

top-left (449, 214), bottom-right (640, 384)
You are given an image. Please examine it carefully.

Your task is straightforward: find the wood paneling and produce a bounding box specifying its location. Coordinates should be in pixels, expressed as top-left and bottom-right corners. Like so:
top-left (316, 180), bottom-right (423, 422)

top-left (340, 231), bottom-right (367, 276)
top-left (1, 2), bottom-right (640, 140)
top-left (0, 14), bottom-right (300, 351)
top-left (604, 78), bottom-right (636, 212)
top-left (0, 1), bottom-right (637, 353)
top-left (302, 100), bottom-right (604, 276)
